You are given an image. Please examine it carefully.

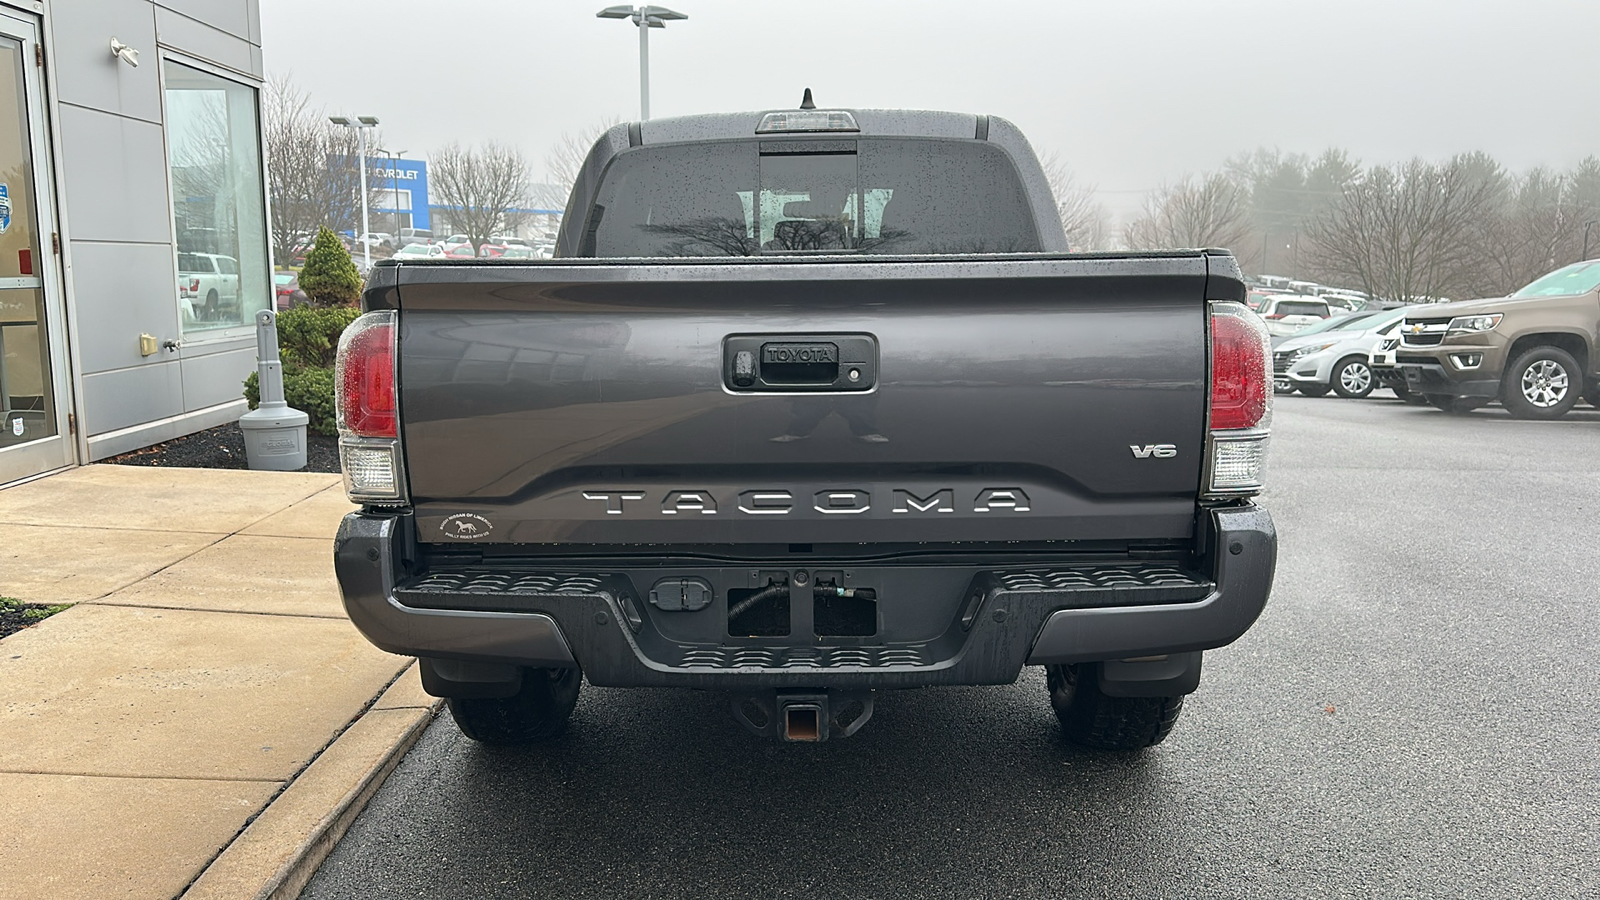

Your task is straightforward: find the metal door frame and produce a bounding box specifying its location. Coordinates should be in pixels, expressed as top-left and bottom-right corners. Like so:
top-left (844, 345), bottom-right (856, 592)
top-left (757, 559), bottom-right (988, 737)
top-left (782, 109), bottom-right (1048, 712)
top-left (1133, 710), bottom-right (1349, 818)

top-left (0, 5), bottom-right (73, 485)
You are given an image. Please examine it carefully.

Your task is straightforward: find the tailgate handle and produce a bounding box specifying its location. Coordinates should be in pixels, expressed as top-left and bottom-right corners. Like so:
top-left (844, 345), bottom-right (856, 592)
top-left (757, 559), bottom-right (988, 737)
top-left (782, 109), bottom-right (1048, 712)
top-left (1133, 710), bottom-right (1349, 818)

top-left (761, 343), bottom-right (838, 383)
top-left (724, 334), bottom-right (876, 392)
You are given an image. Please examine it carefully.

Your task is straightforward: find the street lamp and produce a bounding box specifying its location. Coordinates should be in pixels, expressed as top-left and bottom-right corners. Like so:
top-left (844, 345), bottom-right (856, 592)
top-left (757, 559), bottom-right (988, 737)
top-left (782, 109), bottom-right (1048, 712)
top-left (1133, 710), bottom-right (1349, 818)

top-left (596, 5), bottom-right (687, 120)
top-left (330, 114), bottom-right (380, 270)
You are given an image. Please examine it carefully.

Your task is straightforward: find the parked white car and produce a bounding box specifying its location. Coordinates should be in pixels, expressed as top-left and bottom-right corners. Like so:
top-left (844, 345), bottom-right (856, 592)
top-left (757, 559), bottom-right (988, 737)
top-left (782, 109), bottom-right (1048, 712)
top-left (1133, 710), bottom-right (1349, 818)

top-left (439, 233), bottom-right (473, 252)
top-left (1271, 309), bottom-right (1407, 398)
top-left (391, 243), bottom-right (447, 260)
top-left (1257, 295), bottom-right (1332, 336)
top-left (176, 252), bottom-right (240, 320)
top-left (1318, 292), bottom-right (1369, 315)
top-left (1368, 332), bottom-right (1409, 400)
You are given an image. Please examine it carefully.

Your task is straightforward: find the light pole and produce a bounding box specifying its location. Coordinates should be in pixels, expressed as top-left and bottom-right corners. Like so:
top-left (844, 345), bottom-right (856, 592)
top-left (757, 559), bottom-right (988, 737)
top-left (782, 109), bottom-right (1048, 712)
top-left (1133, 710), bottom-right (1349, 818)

top-left (330, 115), bottom-right (380, 270)
top-left (597, 5), bottom-right (688, 120)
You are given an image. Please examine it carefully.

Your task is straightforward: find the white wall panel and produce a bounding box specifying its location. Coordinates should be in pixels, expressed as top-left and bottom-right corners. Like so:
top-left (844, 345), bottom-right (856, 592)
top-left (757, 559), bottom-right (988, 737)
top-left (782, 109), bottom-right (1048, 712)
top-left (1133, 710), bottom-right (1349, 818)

top-left (81, 357), bottom-right (183, 434)
top-left (57, 103), bottom-right (172, 244)
top-left (68, 240), bottom-right (178, 374)
top-left (48, 0), bottom-right (162, 122)
top-left (178, 342), bottom-right (252, 411)
top-left (154, 7), bottom-right (254, 77)
top-left (155, 0), bottom-right (252, 44)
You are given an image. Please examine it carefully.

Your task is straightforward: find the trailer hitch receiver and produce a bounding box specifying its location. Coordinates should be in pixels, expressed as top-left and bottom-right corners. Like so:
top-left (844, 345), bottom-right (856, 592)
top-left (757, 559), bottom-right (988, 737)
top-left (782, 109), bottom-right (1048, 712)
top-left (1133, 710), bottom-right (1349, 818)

top-left (730, 689), bottom-right (875, 741)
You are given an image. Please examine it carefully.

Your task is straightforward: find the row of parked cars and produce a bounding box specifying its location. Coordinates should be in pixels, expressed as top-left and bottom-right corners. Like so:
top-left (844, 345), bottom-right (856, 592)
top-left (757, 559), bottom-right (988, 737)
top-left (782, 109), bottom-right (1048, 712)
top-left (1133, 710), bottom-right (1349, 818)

top-left (358, 230), bottom-right (557, 262)
top-left (1253, 262), bottom-right (1600, 419)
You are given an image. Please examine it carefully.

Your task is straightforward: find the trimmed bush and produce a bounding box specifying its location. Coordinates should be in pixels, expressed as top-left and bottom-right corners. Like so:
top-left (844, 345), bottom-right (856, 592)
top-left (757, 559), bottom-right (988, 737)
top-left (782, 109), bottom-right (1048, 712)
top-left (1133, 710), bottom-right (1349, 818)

top-left (298, 226), bottom-right (363, 307)
top-left (275, 305), bottom-right (361, 369)
top-left (244, 365), bottom-right (338, 435)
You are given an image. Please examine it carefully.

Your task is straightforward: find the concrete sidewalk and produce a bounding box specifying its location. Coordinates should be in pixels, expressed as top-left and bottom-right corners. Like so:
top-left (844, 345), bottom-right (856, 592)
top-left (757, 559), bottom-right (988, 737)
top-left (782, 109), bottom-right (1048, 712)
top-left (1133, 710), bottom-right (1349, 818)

top-left (0, 465), bottom-right (436, 900)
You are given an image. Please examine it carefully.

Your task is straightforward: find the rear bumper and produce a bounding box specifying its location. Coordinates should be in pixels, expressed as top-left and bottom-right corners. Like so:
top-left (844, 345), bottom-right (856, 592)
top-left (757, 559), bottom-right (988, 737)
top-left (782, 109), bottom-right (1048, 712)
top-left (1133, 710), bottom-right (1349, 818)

top-left (333, 505), bottom-right (1276, 690)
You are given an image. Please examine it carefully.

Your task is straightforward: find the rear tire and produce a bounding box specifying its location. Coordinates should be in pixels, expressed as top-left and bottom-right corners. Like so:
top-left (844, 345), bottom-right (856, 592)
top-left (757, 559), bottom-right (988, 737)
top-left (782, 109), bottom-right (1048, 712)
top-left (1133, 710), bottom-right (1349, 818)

top-left (1331, 357), bottom-right (1375, 399)
top-left (1297, 384), bottom-right (1330, 398)
top-left (1585, 386), bottom-right (1600, 409)
top-left (1500, 346), bottom-right (1581, 420)
top-left (447, 666), bottom-right (581, 744)
top-left (1047, 664), bottom-right (1183, 751)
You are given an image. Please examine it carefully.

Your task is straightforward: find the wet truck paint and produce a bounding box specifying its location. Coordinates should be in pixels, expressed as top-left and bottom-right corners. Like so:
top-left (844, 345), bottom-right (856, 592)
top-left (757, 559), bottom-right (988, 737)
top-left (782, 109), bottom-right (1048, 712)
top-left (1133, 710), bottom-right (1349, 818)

top-left (383, 255), bottom-right (1211, 546)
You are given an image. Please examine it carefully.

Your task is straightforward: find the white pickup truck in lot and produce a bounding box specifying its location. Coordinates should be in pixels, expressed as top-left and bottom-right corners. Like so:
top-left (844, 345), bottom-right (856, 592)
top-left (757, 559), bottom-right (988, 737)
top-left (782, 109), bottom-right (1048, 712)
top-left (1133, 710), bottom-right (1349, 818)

top-left (177, 252), bottom-right (240, 321)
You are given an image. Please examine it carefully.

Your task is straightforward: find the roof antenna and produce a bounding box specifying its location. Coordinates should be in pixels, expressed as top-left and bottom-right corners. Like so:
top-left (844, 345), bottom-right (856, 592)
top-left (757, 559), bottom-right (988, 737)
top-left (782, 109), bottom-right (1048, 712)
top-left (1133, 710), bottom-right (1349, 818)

top-left (799, 88), bottom-right (816, 110)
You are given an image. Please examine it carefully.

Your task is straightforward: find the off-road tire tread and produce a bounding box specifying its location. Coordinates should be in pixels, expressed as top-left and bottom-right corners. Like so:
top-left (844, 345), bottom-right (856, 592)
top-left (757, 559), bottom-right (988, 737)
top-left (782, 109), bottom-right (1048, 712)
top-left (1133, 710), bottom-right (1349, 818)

top-left (447, 667), bottom-right (580, 744)
top-left (1048, 665), bottom-right (1184, 751)
top-left (1298, 384), bottom-right (1330, 398)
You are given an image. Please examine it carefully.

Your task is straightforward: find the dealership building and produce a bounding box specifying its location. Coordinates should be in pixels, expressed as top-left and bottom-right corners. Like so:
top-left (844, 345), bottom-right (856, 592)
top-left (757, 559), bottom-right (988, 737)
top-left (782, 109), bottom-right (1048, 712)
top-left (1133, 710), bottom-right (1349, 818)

top-left (371, 156), bottom-right (429, 234)
top-left (0, 0), bottom-right (271, 485)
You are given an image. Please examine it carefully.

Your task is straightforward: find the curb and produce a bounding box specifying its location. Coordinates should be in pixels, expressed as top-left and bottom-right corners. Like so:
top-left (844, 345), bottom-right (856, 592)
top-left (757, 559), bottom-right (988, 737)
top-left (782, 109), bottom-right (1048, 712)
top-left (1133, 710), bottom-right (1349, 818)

top-left (179, 665), bottom-right (442, 900)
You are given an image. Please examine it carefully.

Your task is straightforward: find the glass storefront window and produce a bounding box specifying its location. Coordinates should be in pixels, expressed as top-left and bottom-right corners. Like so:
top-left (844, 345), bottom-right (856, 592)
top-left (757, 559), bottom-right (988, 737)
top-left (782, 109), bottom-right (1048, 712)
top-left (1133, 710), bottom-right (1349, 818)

top-left (0, 32), bottom-right (55, 448)
top-left (163, 61), bottom-right (269, 334)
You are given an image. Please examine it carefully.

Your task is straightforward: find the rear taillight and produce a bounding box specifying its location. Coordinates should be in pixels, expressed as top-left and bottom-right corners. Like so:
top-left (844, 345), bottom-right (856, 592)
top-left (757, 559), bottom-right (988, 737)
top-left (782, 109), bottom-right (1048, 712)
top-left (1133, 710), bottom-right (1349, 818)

top-left (1205, 302), bottom-right (1272, 498)
top-left (334, 311), bottom-right (406, 504)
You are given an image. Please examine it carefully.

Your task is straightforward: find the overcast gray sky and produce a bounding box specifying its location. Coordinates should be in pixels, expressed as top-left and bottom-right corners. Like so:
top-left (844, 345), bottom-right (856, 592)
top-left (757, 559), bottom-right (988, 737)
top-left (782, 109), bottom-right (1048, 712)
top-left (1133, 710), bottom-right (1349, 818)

top-left (262, 0), bottom-right (1600, 220)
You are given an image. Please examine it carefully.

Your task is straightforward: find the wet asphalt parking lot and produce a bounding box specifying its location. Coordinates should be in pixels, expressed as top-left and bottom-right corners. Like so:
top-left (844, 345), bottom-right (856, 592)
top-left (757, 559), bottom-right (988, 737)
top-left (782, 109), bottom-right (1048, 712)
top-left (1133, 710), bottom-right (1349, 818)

top-left (305, 395), bottom-right (1600, 899)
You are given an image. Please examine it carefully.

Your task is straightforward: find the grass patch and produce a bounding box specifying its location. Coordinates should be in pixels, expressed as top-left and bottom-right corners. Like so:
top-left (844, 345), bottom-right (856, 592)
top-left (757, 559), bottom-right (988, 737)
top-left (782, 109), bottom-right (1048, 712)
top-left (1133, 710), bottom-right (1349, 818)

top-left (0, 597), bottom-right (72, 639)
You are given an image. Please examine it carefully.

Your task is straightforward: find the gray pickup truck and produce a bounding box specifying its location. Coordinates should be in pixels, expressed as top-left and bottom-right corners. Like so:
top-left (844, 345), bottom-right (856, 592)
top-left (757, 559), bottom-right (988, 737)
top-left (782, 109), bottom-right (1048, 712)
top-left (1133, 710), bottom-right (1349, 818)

top-left (332, 105), bottom-right (1278, 749)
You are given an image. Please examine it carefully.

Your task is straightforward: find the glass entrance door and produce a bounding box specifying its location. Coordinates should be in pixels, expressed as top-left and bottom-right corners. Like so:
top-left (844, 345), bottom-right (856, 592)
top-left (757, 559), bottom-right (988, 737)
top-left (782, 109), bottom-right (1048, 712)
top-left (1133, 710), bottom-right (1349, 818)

top-left (0, 10), bottom-right (72, 483)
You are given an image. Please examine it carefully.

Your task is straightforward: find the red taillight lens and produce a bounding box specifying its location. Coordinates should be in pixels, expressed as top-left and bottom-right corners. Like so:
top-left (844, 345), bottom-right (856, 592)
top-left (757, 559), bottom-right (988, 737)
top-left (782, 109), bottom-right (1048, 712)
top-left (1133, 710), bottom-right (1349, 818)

top-left (1210, 305), bottom-right (1271, 430)
top-left (335, 312), bottom-right (397, 438)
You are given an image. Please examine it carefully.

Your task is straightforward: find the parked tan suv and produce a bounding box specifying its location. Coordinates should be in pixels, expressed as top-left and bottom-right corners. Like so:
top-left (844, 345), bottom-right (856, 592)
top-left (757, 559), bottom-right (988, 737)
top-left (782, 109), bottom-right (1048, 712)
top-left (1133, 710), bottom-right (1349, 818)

top-left (1396, 261), bottom-right (1600, 418)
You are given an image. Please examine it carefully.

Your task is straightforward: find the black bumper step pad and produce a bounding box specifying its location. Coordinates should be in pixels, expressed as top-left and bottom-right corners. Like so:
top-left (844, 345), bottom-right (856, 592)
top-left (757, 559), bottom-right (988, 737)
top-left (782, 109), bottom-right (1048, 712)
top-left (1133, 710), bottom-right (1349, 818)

top-left (981, 564), bottom-right (1213, 608)
top-left (677, 644), bottom-right (933, 670)
top-left (397, 571), bottom-right (625, 612)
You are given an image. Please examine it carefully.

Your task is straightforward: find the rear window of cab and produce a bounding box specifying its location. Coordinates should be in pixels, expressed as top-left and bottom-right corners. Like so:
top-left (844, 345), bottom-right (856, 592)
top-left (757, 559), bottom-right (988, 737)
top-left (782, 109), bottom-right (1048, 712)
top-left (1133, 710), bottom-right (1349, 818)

top-left (584, 138), bottom-right (1042, 257)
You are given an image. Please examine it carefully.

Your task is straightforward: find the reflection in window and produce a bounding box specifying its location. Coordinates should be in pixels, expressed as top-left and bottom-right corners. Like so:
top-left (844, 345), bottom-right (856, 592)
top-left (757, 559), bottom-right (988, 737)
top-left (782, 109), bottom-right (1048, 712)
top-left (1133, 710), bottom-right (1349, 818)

top-left (164, 62), bottom-right (269, 333)
top-left (586, 139), bottom-right (1041, 258)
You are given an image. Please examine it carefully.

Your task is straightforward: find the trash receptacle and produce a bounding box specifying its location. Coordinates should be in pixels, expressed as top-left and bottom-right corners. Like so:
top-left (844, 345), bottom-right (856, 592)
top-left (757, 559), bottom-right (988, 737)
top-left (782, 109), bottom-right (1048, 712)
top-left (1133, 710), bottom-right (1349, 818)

top-left (240, 309), bottom-right (310, 471)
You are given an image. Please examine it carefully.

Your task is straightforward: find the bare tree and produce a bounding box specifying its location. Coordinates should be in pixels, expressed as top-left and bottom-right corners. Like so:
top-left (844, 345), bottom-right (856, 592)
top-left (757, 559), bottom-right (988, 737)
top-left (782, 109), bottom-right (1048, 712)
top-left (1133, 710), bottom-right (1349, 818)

top-left (429, 142), bottom-right (534, 250)
top-left (1473, 159), bottom-right (1600, 295)
top-left (543, 118), bottom-right (621, 209)
top-left (262, 75), bottom-right (383, 263)
top-left (1038, 152), bottom-right (1112, 251)
top-left (1222, 147), bottom-right (1360, 275)
top-left (1123, 174), bottom-right (1253, 257)
top-left (1304, 155), bottom-right (1506, 303)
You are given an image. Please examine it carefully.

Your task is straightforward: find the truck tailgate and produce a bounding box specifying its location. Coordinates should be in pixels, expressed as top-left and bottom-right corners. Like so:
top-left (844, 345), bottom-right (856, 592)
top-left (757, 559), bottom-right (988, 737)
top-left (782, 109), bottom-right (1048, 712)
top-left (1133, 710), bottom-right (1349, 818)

top-left (387, 255), bottom-right (1212, 545)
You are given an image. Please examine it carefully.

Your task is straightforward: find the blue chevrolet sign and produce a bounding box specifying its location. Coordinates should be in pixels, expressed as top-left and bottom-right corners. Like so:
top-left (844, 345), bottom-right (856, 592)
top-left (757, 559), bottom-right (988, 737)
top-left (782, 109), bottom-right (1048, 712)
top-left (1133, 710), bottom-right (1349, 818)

top-left (370, 157), bottom-right (430, 230)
